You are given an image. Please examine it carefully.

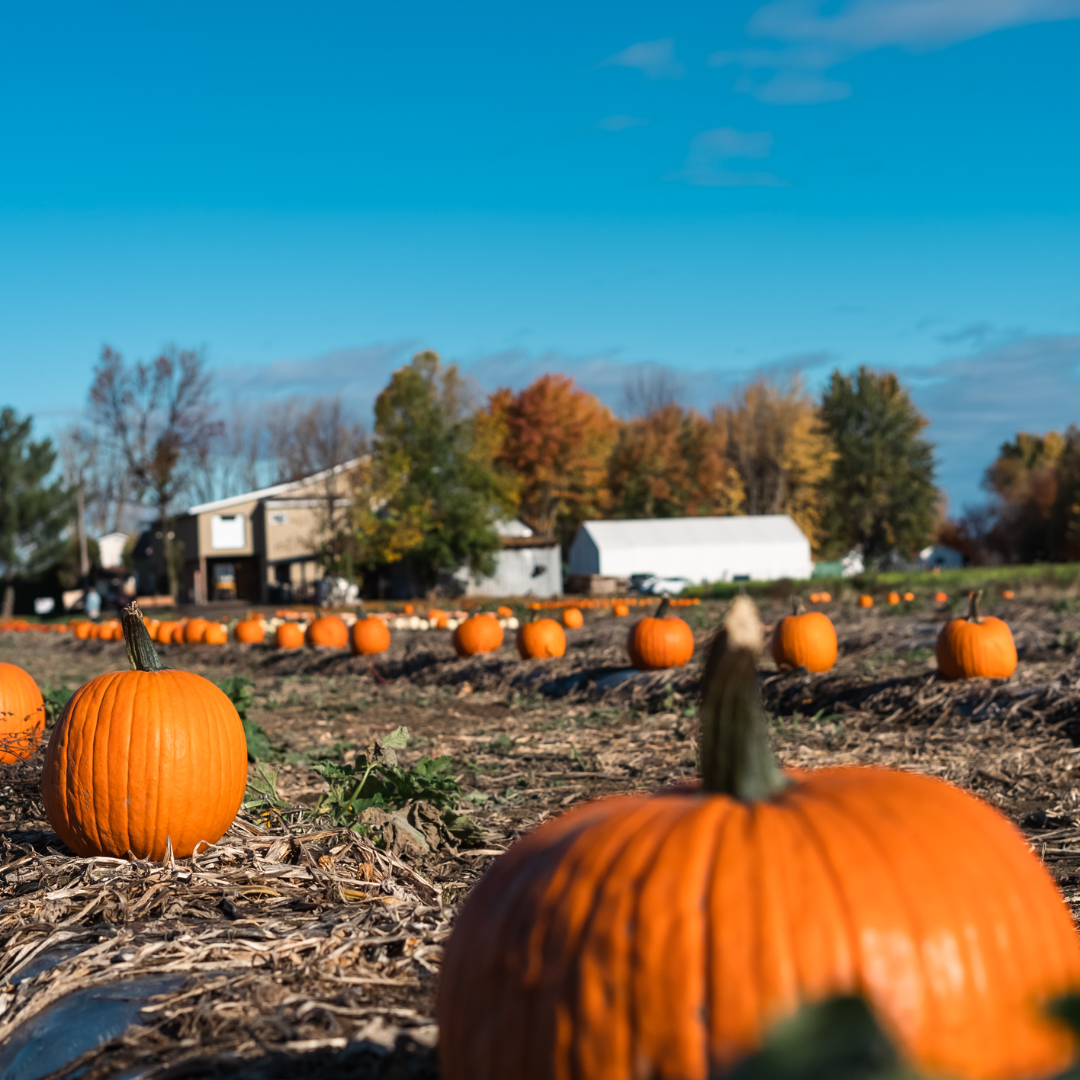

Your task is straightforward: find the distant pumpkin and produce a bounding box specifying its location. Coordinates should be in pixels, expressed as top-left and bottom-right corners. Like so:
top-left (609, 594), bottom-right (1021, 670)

top-left (772, 609), bottom-right (838, 673)
top-left (903, 592), bottom-right (915, 602)
top-left (183, 618), bottom-right (209, 644)
top-left (819, 591), bottom-right (832, 603)
top-left (935, 591), bottom-right (948, 603)
top-left (234, 616), bottom-right (265, 644)
top-left (72, 620), bottom-right (93, 640)
top-left (351, 616), bottom-right (391, 655)
top-left (613, 602), bottom-right (630, 618)
top-left (453, 613), bottom-right (504, 657)
top-left (202, 623), bottom-right (228, 645)
top-left (562, 607), bottom-right (584, 629)
top-left (306, 615), bottom-right (348, 649)
top-left (497, 606), bottom-right (514, 619)
top-left (628, 598), bottom-right (694, 670)
top-left (858, 595), bottom-right (874, 609)
top-left (937, 591), bottom-right (1017, 681)
top-left (1002, 589), bottom-right (1016, 600)
top-left (887, 592), bottom-right (901, 606)
top-left (517, 618), bottom-right (566, 660)
top-left (276, 622), bottom-right (304, 649)
top-left (155, 620), bottom-right (178, 643)
top-left (0, 663), bottom-right (44, 763)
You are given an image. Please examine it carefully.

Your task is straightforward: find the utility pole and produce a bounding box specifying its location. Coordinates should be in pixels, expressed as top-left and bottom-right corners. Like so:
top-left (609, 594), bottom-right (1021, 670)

top-left (76, 486), bottom-right (90, 578)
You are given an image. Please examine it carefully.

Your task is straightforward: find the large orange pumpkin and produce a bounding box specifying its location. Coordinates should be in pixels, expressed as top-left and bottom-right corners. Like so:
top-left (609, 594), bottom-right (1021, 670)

top-left (627, 598), bottom-right (694, 669)
top-left (351, 616), bottom-right (391, 655)
top-left (183, 618), bottom-right (209, 644)
top-left (306, 614), bottom-right (348, 649)
top-left (276, 622), bottom-right (304, 649)
top-left (936, 590), bottom-right (1017, 681)
top-left (41, 602), bottom-right (247, 860)
top-left (438, 597), bottom-right (1080, 1080)
top-left (453, 613), bottom-right (504, 657)
top-left (0, 663), bottom-right (45, 763)
top-left (771, 608), bottom-right (837, 673)
top-left (234, 616), bottom-right (265, 643)
top-left (562, 607), bottom-right (584, 629)
top-left (516, 618), bottom-right (566, 660)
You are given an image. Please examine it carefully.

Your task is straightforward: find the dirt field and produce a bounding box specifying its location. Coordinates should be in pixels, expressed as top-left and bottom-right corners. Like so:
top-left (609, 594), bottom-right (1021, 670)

top-left (4, 594), bottom-right (1080, 1078)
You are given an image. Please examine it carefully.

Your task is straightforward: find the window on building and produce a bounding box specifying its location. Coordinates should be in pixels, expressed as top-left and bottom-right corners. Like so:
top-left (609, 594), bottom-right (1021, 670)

top-left (270, 512), bottom-right (288, 525)
top-left (211, 514), bottom-right (246, 550)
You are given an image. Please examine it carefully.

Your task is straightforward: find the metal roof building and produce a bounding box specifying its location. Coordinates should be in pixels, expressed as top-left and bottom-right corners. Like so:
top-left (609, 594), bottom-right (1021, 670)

top-left (568, 515), bottom-right (813, 584)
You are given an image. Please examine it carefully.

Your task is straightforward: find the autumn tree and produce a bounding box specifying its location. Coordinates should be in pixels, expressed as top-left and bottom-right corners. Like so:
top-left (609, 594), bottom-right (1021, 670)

top-left (0, 409), bottom-right (72, 616)
top-left (89, 345), bottom-right (222, 598)
top-left (488, 375), bottom-right (617, 547)
top-left (818, 367), bottom-right (938, 562)
top-left (608, 402), bottom-right (743, 519)
top-left (720, 375), bottom-right (835, 549)
top-left (354, 352), bottom-right (514, 590)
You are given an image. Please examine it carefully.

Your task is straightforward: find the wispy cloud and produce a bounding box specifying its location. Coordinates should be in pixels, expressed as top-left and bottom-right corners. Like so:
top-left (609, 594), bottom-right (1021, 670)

top-left (601, 38), bottom-right (685, 80)
top-left (716, 0), bottom-right (1080, 103)
top-left (670, 127), bottom-right (786, 187)
top-left (595, 114), bottom-right (651, 132)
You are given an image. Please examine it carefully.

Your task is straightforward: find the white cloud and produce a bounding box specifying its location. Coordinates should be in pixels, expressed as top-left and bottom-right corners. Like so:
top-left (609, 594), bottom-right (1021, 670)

top-left (596, 114), bottom-right (651, 132)
top-left (601, 38), bottom-right (685, 80)
top-left (672, 127), bottom-right (786, 187)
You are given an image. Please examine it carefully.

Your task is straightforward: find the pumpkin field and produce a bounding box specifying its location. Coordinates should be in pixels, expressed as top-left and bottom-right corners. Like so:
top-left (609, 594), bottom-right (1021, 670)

top-left (4, 586), bottom-right (1080, 1078)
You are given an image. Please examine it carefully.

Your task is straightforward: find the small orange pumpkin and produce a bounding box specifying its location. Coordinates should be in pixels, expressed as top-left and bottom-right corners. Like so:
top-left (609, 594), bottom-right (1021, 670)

top-left (72, 620), bottom-right (93, 640)
top-left (858, 594), bottom-right (874, 608)
top-left (351, 616), bottom-right (391, 655)
top-left (627, 598), bottom-right (694, 670)
top-left (0, 663), bottom-right (45, 763)
top-left (306, 615), bottom-right (348, 649)
top-left (887, 591), bottom-right (901, 605)
top-left (154, 620), bottom-right (177, 643)
top-left (276, 622), bottom-right (304, 649)
top-left (202, 623), bottom-right (227, 645)
top-left (935, 591), bottom-right (948, 603)
top-left (438, 598), bottom-right (1080, 1080)
top-left (497, 605), bottom-right (514, 618)
top-left (809, 592), bottom-right (821, 603)
top-left (183, 618), bottom-right (209, 644)
top-left (42, 602), bottom-right (247, 860)
top-left (234, 616), bottom-right (265, 644)
top-left (936, 590), bottom-right (1017, 681)
top-left (613, 602), bottom-right (630, 618)
top-left (403, 603), bottom-right (415, 615)
top-left (819, 591), bottom-right (832, 603)
top-left (771, 607), bottom-right (837, 673)
top-left (1002, 589), bottom-right (1015, 600)
top-left (903, 591), bottom-right (915, 602)
top-left (516, 618), bottom-right (566, 660)
top-left (562, 607), bottom-right (584, 629)
top-left (453, 613), bottom-right (504, 657)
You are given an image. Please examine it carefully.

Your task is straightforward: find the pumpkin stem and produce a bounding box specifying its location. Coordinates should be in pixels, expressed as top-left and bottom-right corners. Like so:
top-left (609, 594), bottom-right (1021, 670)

top-left (699, 596), bottom-right (787, 801)
top-left (655, 596), bottom-right (671, 619)
top-left (967, 590), bottom-right (983, 624)
top-left (791, 596), bottom-right (804, 616)
top-left (121, 601), bottom-right (167, 673)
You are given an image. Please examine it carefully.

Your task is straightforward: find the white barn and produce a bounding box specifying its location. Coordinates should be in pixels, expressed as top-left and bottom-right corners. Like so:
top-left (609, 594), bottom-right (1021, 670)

top-left (568, 515), bottom-right (813, 584)
top-left (452, 520), bottom-right (563, 598)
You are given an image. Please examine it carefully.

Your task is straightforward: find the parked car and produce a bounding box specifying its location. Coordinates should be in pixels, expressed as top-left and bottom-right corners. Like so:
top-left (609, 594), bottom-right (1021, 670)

top-left (638, 575), bottom-right (692, 597)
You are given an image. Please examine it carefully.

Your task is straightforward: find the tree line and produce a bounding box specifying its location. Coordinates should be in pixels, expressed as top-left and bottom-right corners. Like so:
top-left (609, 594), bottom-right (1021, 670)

top-left (5, 341), bottom-right (1053, 608)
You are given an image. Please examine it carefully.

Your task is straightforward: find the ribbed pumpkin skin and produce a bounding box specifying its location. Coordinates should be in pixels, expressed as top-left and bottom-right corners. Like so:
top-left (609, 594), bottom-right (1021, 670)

top-left (628, 615), bottom-right (694, 669)
top-left (234, 619), bottom-right (265, 644)
top-left (453, 615), bottom-right (504, 657)
top-left (438, 767), bottom-right (1080, 1080)
top-left (771, 612), bottom-right (838, 673)
top-left (937, 616), bottom-right (1017, 680)
top-left (0, 663), bottom-right (45, 763)
top-left (517, 619), bottom-right (566, 660)
top-left (307, 615), bottom-right (348, 648)
top-left (42, 670), bottom-right (247, 860)
top-left (351, 617), bottom-right (391, 655)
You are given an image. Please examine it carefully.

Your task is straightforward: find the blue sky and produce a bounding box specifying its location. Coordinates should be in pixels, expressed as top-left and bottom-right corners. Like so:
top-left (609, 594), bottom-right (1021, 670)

top-left (1, 0), bottom-right (1079, 512)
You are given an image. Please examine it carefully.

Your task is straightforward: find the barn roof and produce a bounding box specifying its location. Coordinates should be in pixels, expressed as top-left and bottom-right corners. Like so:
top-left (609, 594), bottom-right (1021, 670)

top-left (578, 514), bottom-right (808, 549)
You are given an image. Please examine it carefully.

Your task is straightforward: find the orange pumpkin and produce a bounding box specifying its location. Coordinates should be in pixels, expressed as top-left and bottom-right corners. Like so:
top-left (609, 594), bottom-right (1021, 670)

top-left (306, 615), bottom-right (348, 649)
top-left (155, 620), bottom-right (178, 644)
top-left (1002, 589), bottom-right (1015, 600)
top-left (403, 603), bottom-right (414, 615)
top-left (887, 591), bottom-right (901, 605)
top-left (627, 598), bottom-right (694, 670)
top-left (858, 594), bottom-right (874, 608)
top-left (202, 623), bottom-right (227, 644)
top-left (183, 618), bottom-right (209, 644)
top-left (41, 602), bottom-right (247, 860)
top-left (438, 598), bottom-right (1080, 1080)
top-left (613, 602), bottom-right (630, 618)
top-left (497, 605), bottom-right (514, 619)
top-left (234, 616), bottom-right (265, 644)
top-left (562, 607), bottom-right (584, 629)
top-left (936, 590), bottom-right (1017, 681)
top-left (903, 591), bottom-right (915, 602)
top-left (935, 591), bottom-right (948, 603)
top-left (453, 613), bottom-right (504, 657)
top-left (516, 618), bottom-right (566, 660)
top-left (819, 591), bottom-right (832, 602)
top-left (771, 608), bottom-right (837, 673)
top-left (351, 616), bottom-right (391, 655)
top-left (276, 622), bottom-right (304, 649)
top-left (0, 663), bottom-right (45, 763)
top-left (72, 620), bottom-right (93, 640)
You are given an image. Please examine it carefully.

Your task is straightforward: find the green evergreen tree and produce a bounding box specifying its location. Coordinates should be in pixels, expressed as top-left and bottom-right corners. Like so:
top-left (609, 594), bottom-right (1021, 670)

top-left (0, 408), bottom-right (72, 615)
top-left (818, 367), bottom-right (938, 563)
top-left (355, 352), bottom-right (515, 590)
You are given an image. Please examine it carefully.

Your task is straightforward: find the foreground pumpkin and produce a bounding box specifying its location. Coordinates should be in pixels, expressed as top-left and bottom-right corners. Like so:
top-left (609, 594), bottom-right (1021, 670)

top-left (516, 617), bottom-right (566, 660)
top-left (41, 602), bottom-right (247, 860)
top-left (453, 613), bottom-right (504, 657)
top-left (234, 615), bottom-right (265, 644)
top-left (351, 615), bottom-right (391, 655)
top-left (438, 597), bottom-right (1080, 1080)
top-left (0, 663), bottom-right (45, 763)
top-left (937, 590), bottom-right (1017, 681)
top-left (627, 597), bottom-right (694, 669)
top-left (771, 605), bottom-right (837, 673)
top-left (306, 614), bottom-right (348, 649)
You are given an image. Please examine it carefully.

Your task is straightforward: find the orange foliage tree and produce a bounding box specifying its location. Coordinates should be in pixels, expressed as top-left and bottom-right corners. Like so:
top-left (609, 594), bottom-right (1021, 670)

top-left (487, 376), bottom-right (618, 545)
top-left (607, 403), bottom-right (743, 519)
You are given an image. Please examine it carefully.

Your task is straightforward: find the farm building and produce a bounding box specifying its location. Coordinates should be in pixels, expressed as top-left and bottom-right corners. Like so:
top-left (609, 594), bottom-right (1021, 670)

top-left (451, 520), bottom-right (562, 599)
top-left (568, 515), bottom-right (813, 584)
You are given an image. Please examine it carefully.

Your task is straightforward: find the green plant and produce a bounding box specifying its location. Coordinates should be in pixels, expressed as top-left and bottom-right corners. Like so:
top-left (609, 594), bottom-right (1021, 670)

top-left (41, 683), bottom-right (74, 726)
top-left (216, 675), bottom-right (285, 763)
